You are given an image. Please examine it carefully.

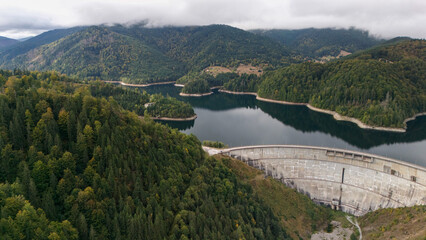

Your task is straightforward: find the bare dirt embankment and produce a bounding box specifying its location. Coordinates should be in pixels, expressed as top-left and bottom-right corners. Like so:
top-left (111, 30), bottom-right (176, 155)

top-left (203, 66), bottom-right (232, 76)
top-left (150, 115), bottom-right (197, 121)
top-left (179, 92), bottom-right (213, 97)
top-left (218, 89), bottom-right (418, 133)
top-left (139, 115), bottom-right (197, 122)
top-left (104, 81), bottom-right (175, 87)
top-left (204, 64), bottom-right (264, 76)
top-left (311, 221), bottom-right (354, 240)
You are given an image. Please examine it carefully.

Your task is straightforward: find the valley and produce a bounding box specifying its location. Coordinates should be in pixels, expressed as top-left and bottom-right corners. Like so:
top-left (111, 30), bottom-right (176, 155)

top-left (0, 22), bottom-right (424, 240)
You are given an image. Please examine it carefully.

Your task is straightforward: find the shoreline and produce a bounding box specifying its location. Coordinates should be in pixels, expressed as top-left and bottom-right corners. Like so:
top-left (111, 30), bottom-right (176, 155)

top-left (104, 80), bottom-right (176, 87)
top-left (179, 92), bottom-right (214, 97)
top-left (403, 112), bottom-right (426, 125)
top-left (174, 83), bottom-right (222, 90)
top-left (218, 89), bottom-right (421, 133)
top-left (150, 115), bottom-right (197, 121)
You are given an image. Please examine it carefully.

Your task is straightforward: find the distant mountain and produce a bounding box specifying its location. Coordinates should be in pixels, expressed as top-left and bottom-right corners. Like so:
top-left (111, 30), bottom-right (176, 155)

top-left (18, 36), bottom-right (33, 42)
top-left (0, 26), bottom-right (86, 61)
top-left (251, 27), bottom-right (384, 58)
top-left (1, 25), bottom-right (403, 85)
top-left (0, 36), bottom-right (19, 50)
top-left (109, 24), bottom-right (292, 69)
top-left (1, 26), bottom-right (185, 83)
top-left (0, 24), bottom-right (292, 83)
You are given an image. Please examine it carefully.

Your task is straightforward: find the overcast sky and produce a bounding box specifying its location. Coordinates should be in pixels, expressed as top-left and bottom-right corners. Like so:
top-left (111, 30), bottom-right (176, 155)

top-left (1, 0), bottom-right (425, 39)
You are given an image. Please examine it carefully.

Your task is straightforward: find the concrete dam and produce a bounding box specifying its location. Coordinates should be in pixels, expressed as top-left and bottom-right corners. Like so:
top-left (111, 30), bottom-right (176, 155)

top-left (210, 145), bottom-right (426, 216)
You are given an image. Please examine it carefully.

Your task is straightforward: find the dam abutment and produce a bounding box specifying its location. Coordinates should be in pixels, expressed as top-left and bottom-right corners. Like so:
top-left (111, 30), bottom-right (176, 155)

top-left (215, 145), bottom-right (426, 216)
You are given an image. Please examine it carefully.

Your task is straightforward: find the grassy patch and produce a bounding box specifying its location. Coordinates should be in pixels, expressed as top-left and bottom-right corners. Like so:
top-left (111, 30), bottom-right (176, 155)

top-left (359, 205), bottom-right (426, 240)
top-left (218, 155), bottom-right (332, 239)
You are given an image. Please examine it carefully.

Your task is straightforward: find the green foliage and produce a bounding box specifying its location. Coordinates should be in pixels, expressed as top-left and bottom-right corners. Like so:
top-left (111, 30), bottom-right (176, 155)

top-left (0, 69), bottom-right (291, 239)
top-left (1, 25), bottom-right (293, 85)
top-left (220, 156), bottom-right (330, 239)
top-left (258, 40), bottom-right (426, 128)
top-left (182, 79), bottom-right (211, 94)
top-left (88, 81), bottom-right (194, 118)
top-left (326, 222), bottom-right (333, 233)
top-left (111, 24), bottom-right (291, 70)
top-left (88, 81), bottom-right (149, 115)
top-left (176, 71), bottom-right (201, 85)
top-left (359, 206), bottom-right (426, 239)
top-left (253, 27), bottom-right (383, 58)
top-left (177, 67), bottom-right (260, 93)
top-left (1, 27), bottom-right (185, 84)
top-left (224, 73), bottom-right (262, 92)
top-left (146, 94), bottom-right (195, 118)
top-left (214, 72), bottom-right (240, 86)
top-left (0, 187), bottom-right (78, 240)
top-left (178, 71), bottom-right (240, 89)
top-left (258, 62), bottom-right (324, 102)
top-left (202, 140), bottom-right (228, 148)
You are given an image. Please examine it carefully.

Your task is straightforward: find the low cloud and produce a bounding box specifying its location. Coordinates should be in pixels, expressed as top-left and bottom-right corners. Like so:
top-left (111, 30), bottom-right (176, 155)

top-left (0, 0), bottom-right (425, 39)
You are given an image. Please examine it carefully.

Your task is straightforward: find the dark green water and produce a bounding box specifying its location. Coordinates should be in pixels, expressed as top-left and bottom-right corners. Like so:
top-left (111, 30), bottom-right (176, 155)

top-left (136, 84), bottom-right (426, 167)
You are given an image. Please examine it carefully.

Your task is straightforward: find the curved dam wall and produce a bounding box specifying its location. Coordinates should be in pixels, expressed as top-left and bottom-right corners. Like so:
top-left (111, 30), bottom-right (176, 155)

top-left (220, 145), bottom-right (426, 216)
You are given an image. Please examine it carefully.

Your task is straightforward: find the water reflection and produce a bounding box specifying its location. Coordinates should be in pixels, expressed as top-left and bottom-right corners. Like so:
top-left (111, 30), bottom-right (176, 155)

top-left (156, 119), bottom-right (195, 131)
top-left (133, 84), bottom-right (426, 166)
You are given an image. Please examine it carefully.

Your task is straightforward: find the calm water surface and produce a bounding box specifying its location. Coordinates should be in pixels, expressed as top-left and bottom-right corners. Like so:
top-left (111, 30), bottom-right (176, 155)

top-left (137, 84), bottom-right (426, 167)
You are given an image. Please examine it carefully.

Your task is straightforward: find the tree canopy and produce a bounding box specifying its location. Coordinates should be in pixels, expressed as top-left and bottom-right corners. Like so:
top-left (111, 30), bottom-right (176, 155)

top-left (0, 69), bottom-right (291, 239)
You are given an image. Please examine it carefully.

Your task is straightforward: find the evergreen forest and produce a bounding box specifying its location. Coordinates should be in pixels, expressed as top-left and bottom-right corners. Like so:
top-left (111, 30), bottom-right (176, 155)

top-left (0, 69), bottom-right (296, 239)
top-left (220, 39), bottom-right (425, 128)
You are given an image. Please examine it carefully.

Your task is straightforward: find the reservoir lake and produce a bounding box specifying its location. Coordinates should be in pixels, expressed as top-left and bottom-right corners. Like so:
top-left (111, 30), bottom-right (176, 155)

top-left (137, 84), bottom-right (426, 167)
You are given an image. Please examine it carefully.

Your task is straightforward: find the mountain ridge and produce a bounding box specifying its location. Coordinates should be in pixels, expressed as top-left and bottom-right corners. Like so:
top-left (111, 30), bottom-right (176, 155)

top-left (0, 36), bottom-right (19, 50)
top-left (251, 27), bottom-right (384, 58)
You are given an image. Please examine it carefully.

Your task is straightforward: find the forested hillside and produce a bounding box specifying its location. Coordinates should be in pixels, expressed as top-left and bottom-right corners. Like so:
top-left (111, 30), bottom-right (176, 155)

top-left (252, 27), bottom-right (383, 58)
top-left (0, 25), bottom-right (292, 84)
top-left (0, 25), bottom-right (388, 86)
top-left (359, 205), bottom-right (426, 239)
top-left (0, 69), bottom-right (293, 239)
top-left (1, 69), bottom-right (421, 239)
top-left (0, 27), bottom-right (185, 84)
top-left (110, 24), bottom-right (292, 69)
top-left (145, 94), bottom-right (195, 118)
top-left (256, 39), bottom-right (426, 128)
top-left (181, 79), bottom-right (211, 94)
top-left (88, 81), bottom-right (195, 118)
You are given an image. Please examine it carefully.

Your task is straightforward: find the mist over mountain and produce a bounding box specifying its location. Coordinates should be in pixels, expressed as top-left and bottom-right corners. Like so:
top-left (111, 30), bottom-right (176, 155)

top-left (251, 27), bottom-right (384, 58)
top-left (0, 24), bottom-right (390, 84)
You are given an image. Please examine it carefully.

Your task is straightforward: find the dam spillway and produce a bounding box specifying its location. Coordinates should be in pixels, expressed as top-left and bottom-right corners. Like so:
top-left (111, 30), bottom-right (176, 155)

top-left (210, 145), bottom-right (426, 216)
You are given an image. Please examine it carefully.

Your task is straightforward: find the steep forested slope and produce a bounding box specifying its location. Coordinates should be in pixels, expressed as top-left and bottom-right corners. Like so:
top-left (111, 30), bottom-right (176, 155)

top-left (108, 24), bottom-right (292, 68)
top-left (1, 25), bottom-right (290, 84)
top-left (0, 27), bottom-right (185, 84)
top-left (359, 206), bottom-right (426, 239)
top-left (254, 39), bottom-right (425, 128)
top-left (0, 69), bottom-right (292, 239)
top-left (252, 28), bottom-right (383, 58)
